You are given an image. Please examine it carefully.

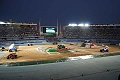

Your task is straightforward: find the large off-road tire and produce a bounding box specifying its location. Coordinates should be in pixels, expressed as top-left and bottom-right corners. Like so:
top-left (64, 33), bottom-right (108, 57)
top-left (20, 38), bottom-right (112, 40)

top-left (100, 49), bottom-right (103, 52)
top-left (6, 56), bottom-right (9, 59)
top-left (11, 56), bottom-right (15, 59)
top-left (9, 49), bottom-right (12, 52)
top-left (15, 55), bottom-right (17, 58)
top-left (106, 49), bottom-right (109, 52)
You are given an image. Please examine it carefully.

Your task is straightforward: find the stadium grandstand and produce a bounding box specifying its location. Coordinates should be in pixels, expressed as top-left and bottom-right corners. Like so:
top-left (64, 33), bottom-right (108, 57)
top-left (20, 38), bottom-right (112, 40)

top-left (0, 21), bottom-right (40, 40)
top-left (0, 20), bottom-right (120, 43)
top-left (62, 24), bottom-right (120, 43)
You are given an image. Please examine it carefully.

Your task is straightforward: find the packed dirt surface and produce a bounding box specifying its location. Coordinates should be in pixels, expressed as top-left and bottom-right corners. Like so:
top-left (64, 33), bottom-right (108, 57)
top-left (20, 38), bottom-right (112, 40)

top-left (0, 43), bottom-right (120, 64)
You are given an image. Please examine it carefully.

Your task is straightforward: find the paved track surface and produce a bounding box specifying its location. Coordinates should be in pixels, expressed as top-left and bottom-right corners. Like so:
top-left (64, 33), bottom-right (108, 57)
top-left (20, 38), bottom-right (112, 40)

top-left (0, 55), bottom-right (120, 80)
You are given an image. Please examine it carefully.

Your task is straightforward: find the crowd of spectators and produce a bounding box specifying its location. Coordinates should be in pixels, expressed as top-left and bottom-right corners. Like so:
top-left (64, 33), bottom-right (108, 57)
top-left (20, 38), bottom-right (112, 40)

top-left (62, 26), bottom-right (120, 39)
top-left (0, 24), bottom-right (120, 40)
top-left (0, 25), bottom-right (40, 37)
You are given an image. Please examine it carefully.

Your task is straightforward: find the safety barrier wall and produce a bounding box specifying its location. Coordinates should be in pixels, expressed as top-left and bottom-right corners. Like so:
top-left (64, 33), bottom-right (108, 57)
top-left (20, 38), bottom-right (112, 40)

top-left (59, 38), bottom-right (120, 43)
top-left (0, 38), bottom-right (120, 47)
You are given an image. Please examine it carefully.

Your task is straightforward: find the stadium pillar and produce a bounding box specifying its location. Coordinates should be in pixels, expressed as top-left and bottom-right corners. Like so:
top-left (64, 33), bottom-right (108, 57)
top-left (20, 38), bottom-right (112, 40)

top-left (59, 23), bottom-right (62, 36)
top-left (38, 20), bottom-right (41, 36)
top-left (56, 18), bottom-right (59, 36)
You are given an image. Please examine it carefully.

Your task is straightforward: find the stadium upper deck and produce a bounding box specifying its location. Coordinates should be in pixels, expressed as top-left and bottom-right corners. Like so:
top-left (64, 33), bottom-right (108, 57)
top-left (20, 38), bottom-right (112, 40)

top-left (0, 21), bottom-right (120, 42)
top-left (62, 24), bottom-right (120, 40)
top-left (0, 21), bottom-right (40, 39)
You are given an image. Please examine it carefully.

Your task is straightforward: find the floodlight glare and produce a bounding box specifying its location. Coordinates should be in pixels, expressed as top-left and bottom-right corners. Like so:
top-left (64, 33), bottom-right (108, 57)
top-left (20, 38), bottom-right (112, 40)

top-left (6, 22), bottom-right (11, 24)
top-left (68, 24), bottom-right (71, 26)
top-left (72, 24), bottom-right (77, 26)
top-left (68, 23), bottom-right (90, 27)
top-left (84, 24), bottom-right (89, 27)
top-left (0, 21), bottom-right (5, 24)
top-left (68, 24), bottom-right (77, 26)
top-left (78, 24), bottom-right (84, 26)
top-left (0, 21), bottom-right (11, 24)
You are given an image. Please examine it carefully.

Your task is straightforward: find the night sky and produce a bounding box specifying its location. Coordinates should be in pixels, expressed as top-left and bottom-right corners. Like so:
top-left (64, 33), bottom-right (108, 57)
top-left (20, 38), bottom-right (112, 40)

top-left (0, 0), bottom-right (120, 26)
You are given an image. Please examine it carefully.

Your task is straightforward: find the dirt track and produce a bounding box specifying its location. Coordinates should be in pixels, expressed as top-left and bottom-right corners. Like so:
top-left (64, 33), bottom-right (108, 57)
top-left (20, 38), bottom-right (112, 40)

top-left (0, 43), bottom-right (120, 64)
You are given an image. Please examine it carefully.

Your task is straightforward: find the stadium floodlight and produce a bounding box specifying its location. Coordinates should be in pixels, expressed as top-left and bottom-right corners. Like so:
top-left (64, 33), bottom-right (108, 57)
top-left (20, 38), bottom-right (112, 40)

top-left (0, 21), bottom-right (6, 24)
top-left (68, 23), bottom-right (90, 27)
top-left (0, 21), bottom-right (11, 24)
top-left (52, 28), bottom-right (55, 29)
top-left (78, 23), bottom-right (84, 26)
top-left (84, 23), bottom-right (89, 27)
top-left (68, 24), bottom-right (72, 26)
top-left (6, 22), bottom-right (11, 24)
top-left (68, 24), bottom-right (77, 26)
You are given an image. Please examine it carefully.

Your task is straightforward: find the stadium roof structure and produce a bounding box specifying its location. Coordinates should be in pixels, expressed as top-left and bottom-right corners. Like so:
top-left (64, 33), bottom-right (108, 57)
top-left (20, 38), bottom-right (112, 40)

top-left (67, 23), bottom-right (120, 27)
top-left (90, 24), bottom-right (120, 26)
top-left (40, 26), bottom-right (57, 27)
top-left (0, 21), bottom-right (37, 26)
